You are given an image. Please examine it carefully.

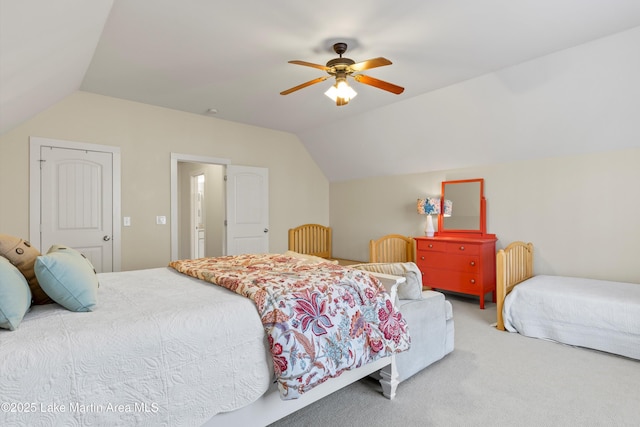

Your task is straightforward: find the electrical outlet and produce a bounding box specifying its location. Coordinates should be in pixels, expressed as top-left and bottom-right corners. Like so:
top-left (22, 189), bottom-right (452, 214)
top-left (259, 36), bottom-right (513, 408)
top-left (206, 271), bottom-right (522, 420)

top-left (156, 215), bottom-right (167, 225)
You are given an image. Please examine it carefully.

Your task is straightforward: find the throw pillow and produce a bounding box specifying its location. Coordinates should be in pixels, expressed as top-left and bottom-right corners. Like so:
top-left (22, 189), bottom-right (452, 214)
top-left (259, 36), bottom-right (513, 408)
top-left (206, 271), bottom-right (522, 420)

top-left (350, 262), bottom-right (424, 300)
top-left (0, 256), bottom-right (32, 330)
top-left (0, 234), bottom-right (52, 305)
top-left (34, 245), bottom-right (99, 312)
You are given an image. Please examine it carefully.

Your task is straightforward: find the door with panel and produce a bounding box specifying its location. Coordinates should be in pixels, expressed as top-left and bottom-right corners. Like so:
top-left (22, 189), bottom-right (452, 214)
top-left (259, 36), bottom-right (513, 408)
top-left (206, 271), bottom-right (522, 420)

top-left (40, 146), bottom-right (113, 272)
top-left (225, 165), bottom-right (269, 255)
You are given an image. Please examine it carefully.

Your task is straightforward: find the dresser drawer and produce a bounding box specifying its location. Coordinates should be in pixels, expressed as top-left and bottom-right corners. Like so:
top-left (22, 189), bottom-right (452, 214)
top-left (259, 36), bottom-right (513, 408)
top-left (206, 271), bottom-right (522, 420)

top-left (445, 242), bottom-right (480, 255)
top-left (420, 252), bottom-right (479, 273)
top-left (416, 239), bottom-right (446, 252)
top-left (424, 269), bottom-right (481, 293)
top-left (417, 240), bottom-right (481, 255)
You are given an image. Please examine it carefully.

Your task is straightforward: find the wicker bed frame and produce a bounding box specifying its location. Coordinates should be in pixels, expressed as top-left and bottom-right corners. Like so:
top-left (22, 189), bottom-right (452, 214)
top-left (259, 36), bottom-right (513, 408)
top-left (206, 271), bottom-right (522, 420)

top-left (496, 241), bottom-right (533, 331)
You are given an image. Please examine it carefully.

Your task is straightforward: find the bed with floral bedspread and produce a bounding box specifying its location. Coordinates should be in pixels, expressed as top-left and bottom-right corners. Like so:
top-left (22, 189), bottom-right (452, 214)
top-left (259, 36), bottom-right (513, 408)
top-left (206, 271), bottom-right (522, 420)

top-left (169, 253), bottom-right (411, 400)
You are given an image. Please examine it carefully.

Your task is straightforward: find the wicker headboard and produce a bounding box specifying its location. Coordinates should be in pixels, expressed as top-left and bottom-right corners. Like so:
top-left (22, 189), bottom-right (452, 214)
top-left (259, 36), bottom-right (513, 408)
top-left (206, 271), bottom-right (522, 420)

top-left (288, 224), bottom-right (332, 259)
top-left (496, 241), bottom-right (534, 330)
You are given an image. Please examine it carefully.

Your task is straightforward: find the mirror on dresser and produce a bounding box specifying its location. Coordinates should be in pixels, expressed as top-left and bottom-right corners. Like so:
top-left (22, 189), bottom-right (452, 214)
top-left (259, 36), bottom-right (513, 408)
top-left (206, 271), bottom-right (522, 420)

top-left (437, 178), bottom-right (490, 237)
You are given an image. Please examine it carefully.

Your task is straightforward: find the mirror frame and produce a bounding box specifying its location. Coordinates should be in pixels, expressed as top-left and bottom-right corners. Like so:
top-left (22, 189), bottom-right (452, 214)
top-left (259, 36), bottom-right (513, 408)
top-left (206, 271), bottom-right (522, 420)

top-left (437, 178), bottom-right (494, 238)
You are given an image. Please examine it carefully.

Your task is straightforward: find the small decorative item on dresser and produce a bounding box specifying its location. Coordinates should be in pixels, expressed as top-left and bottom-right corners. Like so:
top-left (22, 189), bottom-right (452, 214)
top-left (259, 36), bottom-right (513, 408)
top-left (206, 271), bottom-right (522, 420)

top-left (417, 197), bottom-right (438, 237)
top-left (417, 197), bottom-right (452, 237)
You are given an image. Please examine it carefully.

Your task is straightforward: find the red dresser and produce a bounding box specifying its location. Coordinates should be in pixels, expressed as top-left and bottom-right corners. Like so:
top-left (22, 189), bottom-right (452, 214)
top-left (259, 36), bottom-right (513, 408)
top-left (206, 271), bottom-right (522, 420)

top-left (415, 236), bottom-right (497, 309)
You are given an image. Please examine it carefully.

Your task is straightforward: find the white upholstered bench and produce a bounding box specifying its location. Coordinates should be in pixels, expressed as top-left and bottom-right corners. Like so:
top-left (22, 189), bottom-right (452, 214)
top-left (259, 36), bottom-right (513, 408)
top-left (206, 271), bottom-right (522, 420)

top-left (352, 262), bottom-right (455, 382)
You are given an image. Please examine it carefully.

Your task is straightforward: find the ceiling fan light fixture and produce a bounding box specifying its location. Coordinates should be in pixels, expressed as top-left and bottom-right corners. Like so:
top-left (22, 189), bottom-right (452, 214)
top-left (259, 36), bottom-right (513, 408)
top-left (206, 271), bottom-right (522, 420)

top-left (282, 42), bottom-right (403, 102)
top-left (324, 78), bottom-right (357, 106)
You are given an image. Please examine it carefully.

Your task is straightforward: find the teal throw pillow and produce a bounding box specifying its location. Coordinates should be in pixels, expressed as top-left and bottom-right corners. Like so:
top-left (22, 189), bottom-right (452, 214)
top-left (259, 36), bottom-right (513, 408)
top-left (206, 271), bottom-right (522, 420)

top-left (0, 256), bottom-right (32, 330)
top-left (34, 245), bottom-right (98, 312)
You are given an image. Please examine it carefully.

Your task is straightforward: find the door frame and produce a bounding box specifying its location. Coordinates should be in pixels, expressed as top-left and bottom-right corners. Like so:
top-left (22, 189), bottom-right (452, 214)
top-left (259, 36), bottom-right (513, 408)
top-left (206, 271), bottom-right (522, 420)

top-left (29, 136), bottom-right (122, 271)
top-left (170, 153), bottom-right (230, 261)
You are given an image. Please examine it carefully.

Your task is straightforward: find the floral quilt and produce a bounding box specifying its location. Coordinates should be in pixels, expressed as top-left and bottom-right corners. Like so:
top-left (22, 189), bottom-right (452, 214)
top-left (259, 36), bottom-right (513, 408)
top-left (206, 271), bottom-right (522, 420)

top-left (169, 253), bottom-right (410, 400)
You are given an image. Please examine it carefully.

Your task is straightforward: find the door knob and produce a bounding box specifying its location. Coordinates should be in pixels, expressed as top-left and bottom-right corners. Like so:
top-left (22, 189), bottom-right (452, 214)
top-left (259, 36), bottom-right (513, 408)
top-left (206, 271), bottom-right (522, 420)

top-left (264, 228), bottom-right (269, 233)
top-left (103, 235), bottom-right (111, 241)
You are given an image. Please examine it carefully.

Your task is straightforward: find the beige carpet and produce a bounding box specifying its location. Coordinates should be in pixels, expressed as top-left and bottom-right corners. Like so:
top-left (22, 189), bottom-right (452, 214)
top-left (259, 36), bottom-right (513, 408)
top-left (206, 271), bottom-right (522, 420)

top-left (270, 294), bottom-right (640, 427)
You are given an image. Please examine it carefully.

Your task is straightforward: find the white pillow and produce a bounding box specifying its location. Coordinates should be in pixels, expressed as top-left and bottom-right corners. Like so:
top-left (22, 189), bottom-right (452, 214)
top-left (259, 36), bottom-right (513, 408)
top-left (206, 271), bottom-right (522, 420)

top-left (350, 262), bottom-right (424, 300)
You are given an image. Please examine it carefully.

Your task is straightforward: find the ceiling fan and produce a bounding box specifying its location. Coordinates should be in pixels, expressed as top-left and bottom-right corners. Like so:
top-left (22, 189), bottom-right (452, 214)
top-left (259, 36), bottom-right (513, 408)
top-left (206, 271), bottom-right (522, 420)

top-left (280, 42), bottom-right (404, 106)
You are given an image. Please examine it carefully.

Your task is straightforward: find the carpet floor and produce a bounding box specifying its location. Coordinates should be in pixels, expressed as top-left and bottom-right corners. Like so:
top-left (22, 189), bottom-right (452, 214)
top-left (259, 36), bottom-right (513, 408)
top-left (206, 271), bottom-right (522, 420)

top-left (270, 293), bottom-right (640, 427)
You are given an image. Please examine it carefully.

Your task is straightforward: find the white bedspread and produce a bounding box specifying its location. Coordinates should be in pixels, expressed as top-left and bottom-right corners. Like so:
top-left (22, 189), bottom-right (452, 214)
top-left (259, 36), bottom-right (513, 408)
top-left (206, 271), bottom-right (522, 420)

top-left (503, 275), bottom-right (640, 360)
top-left (0, 267), bottom-right (272, 427)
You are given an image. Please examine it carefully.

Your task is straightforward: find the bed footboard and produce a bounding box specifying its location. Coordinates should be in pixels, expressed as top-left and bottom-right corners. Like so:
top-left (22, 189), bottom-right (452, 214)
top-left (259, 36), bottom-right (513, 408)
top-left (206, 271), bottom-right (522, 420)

top-left (496, 241), bottom-right (534, 330)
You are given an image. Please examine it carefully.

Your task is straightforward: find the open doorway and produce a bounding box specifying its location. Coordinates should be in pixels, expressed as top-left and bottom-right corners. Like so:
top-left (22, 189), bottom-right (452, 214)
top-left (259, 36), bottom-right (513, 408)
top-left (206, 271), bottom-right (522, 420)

top-left (177, 161), bottom-right (225, 260)
top-left (170, 153), bottom-right (270, 261)
top-left (191, 173), bottom-right (206, 259)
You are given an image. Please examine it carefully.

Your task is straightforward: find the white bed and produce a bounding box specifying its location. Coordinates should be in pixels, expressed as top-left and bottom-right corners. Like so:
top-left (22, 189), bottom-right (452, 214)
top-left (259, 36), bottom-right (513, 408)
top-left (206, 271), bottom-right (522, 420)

top-left (0, 266), bottom-right (404, 426)
top-left (503, 275), bottom-right (640, 359)
top-left (496, 242), bottom-right (640, 360)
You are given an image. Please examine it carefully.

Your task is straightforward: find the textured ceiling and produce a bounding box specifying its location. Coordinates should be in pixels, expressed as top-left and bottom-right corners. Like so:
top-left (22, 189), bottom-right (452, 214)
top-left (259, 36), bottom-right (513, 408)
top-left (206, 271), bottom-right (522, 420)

top-left (2, 1), bottom-right (640, 181)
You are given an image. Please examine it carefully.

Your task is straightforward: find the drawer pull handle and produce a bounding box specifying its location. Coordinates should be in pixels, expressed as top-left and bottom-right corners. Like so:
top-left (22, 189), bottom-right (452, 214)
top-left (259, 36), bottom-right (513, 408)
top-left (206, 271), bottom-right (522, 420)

top-left (470, 279), bottom-right (476, 284)
top-left (470, 261), bottom-right (475, 266)
top-left (428, 244), bottom-right (433, 248)
top-left (459, 246), bottom-right (465, 251)
top-left (420, 256), bottom-right (425, 260)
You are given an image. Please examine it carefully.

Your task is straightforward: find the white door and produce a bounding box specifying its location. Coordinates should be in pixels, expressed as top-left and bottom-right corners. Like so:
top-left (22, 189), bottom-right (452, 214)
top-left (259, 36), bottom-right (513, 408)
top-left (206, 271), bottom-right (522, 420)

top-left (225, 165), bottom-right (269, 255)
top-left (40, 146), bottom-right (113, 272)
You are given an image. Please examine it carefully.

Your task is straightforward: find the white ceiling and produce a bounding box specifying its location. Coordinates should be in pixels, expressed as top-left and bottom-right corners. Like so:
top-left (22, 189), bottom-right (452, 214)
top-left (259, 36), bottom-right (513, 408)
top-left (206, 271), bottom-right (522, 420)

top-left (2, 1), bottom-right (640, 181)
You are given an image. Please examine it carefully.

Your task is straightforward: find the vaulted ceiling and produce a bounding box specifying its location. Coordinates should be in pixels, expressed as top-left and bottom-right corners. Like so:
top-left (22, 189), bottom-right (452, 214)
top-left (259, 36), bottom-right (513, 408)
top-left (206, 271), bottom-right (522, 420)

top-left (2, 1), bottom-right (640, 181)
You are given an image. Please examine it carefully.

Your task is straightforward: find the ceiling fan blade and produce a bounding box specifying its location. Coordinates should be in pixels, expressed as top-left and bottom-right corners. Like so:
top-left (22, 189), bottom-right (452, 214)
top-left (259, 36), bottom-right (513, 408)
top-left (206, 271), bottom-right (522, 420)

top-left (353, 74), bottom-right (404, 94)
top-left (288, 60), bottom-right (329, 71)
top-left (349, 57), bottom-right (392, 72)
top-left (280, 76), bottom-right (329, 95)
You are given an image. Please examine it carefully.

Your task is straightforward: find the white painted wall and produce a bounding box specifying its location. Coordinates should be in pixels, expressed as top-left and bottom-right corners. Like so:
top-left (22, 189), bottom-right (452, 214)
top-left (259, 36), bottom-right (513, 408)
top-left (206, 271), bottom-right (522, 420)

top-left (330, 147), bottom-right (640, 283)
top-left (0, 92), bottom-right (329, 270)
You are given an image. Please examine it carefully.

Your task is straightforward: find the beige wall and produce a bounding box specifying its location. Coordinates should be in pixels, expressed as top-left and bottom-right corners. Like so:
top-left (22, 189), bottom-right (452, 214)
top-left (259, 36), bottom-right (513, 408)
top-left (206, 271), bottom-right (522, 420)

top-left (3, 92), bottom-right (638, 283)
top-left (330, 147), bottom-right (640, 284)
top-left (0, 91), bottom-right (329, 270)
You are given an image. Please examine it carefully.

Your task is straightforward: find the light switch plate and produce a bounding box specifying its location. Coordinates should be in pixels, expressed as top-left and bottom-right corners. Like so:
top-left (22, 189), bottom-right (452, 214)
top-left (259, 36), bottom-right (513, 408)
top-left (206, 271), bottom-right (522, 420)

top-left (123, 216), bottom-right (131, 226)
top-left (156, 215), bottom-right (167, 225)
